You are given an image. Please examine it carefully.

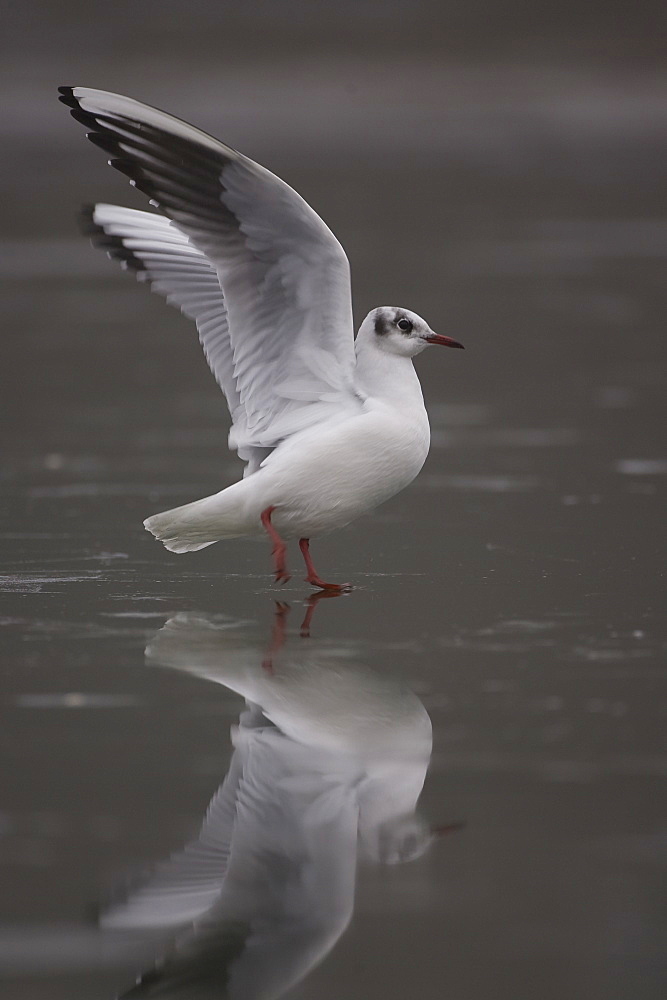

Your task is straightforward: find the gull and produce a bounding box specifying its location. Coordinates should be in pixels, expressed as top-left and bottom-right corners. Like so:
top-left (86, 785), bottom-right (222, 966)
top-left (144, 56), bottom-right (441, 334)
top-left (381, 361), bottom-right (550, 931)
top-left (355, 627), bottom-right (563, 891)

top-left (101, 611), bottom-right (436, 999)
top-left (59, 86), bottom-right (464, 591)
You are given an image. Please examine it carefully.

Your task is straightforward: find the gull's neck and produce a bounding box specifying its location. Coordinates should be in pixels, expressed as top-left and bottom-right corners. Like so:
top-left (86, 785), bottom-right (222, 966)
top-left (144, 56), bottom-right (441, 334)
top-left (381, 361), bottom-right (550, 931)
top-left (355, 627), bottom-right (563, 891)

top-left (354, 336), bottom-right (425, 412)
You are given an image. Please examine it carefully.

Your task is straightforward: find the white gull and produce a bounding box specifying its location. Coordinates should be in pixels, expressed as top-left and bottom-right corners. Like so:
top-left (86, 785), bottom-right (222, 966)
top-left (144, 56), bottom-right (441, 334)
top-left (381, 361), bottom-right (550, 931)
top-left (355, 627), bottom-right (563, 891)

top-left (59, 87), bottom-right (464, 590)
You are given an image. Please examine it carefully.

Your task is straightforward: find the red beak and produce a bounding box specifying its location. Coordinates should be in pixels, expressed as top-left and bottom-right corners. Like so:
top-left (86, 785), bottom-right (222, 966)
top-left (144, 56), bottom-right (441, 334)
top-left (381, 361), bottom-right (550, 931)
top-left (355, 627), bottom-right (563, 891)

top-left (425, 334), bottom-right (465, 349)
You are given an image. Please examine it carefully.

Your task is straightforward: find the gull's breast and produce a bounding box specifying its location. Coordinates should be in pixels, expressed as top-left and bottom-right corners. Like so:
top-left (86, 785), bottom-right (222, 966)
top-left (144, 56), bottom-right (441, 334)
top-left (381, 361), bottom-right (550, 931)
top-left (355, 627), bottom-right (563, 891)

top-left (257, 404), bottom-right (431, 535)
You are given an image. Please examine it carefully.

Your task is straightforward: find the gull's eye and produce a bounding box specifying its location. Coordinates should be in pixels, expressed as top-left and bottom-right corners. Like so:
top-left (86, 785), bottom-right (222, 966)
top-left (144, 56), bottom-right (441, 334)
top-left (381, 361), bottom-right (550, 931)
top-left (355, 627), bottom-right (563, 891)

top-left (397, 318), bottom-right (413, 332)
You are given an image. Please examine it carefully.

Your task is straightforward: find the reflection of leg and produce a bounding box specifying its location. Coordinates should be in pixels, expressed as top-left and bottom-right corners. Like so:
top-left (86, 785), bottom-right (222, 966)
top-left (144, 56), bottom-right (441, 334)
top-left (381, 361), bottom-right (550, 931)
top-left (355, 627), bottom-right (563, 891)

top-left (261, 505), bottom-right (290, 584)
top-left (298, 538), bottom-right (351, 593)
top-left (299, 590), bottom-right (343, 638)
top-left (262, 601), bottom-right (290, 674)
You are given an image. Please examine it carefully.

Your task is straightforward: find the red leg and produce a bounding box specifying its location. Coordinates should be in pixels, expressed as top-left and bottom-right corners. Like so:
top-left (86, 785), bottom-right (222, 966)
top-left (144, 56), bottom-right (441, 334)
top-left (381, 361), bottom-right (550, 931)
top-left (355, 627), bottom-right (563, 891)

top-left (298, 538), bottom-right (351, 592)
top-left (261, 506), bottom-right (290, 585)
top-left (262, 601), bottom-right (290, 673)
top-left (299, 590), bottom-right (342, 637)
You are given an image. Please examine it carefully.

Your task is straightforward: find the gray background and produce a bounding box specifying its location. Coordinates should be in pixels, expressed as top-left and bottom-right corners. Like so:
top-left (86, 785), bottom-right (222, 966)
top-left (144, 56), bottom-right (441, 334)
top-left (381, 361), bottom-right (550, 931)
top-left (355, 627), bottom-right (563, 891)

top-left (1, 2), bottom-right (666, 998)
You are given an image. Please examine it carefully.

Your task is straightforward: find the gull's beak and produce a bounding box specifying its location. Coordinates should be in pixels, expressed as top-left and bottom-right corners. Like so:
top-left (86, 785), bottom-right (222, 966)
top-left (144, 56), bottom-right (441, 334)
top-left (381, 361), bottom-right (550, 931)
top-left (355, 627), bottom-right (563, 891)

top-left (425, 333), bottom-right (465, 349)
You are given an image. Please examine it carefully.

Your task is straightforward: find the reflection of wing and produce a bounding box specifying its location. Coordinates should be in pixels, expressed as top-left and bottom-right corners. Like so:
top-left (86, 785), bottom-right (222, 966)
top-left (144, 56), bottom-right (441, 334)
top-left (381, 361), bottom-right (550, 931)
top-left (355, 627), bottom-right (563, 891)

top-left (60, 87), bottom-right (361, 457)
top-left (102, 750), bottom-right (243, 930)
top-left (118, 724), bottom-right (360, 1000)
top-left (121, 923), bottom-right (249, 1000)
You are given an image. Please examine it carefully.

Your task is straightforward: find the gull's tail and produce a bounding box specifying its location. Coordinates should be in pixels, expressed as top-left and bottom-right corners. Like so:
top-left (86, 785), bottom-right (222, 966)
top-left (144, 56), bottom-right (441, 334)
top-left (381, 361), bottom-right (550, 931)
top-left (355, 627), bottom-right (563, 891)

top-left (144, 500), bottom-right (219, 553)
top-left (144, 484), bottom-right (250, 553)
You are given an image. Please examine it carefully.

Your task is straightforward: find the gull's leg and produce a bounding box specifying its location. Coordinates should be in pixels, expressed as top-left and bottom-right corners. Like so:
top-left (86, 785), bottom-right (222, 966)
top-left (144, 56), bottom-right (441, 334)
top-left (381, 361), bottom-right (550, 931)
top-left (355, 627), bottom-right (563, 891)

top-left (298, 538), bottom-right (351, 593)
top-left (262, 601), bottom-right (290, 673)
top-left (261, 506), bottom-right (290, 585)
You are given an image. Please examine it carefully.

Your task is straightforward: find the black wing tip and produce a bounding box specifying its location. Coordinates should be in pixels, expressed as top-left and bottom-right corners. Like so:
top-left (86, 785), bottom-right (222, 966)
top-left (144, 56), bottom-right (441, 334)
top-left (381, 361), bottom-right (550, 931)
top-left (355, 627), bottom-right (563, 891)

top-left (57, 86), bottom-right (98, 130)
top-left (58, 85), bottom-right (78, 107)
top-left (86, 130), bottom-right (119, 155)
top-left (57, 87), bottom-right (99, 131)
top-left (69, 107), bottom-right (98, 129)
top-left (59, 84), bottom-right (231, 222)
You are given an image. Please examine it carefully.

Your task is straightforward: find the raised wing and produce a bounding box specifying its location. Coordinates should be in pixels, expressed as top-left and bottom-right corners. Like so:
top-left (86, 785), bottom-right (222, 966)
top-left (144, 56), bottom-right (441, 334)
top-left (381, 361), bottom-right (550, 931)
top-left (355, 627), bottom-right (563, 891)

top-left (84, 204), bottom-right (266, 471)
top-left (60, 87), bottom-right (360, 453)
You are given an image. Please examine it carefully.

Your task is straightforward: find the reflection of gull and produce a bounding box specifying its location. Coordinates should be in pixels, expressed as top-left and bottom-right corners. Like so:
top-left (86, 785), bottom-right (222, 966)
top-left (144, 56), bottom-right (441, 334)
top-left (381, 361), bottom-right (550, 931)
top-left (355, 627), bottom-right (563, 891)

top-left (59, 87), bottom-right (463, 591)
top-left (105, 610), bottom-right (434, 999)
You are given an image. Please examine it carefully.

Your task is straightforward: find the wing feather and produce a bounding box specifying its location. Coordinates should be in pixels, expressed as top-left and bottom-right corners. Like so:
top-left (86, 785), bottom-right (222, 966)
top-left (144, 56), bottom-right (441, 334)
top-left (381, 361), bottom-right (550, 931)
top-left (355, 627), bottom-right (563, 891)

top-left (62, 87), bottom-right (360, 453)
top-left (84, 203), bottom-right (263, 470)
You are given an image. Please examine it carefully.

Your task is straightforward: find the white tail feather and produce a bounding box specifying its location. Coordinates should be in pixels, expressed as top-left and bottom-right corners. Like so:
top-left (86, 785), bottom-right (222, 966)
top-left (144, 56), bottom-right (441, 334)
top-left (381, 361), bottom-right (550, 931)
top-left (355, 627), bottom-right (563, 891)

top-left (144, 482), bottom-right (252, 553)
top-left (143, 512), bottom-right (218, 553)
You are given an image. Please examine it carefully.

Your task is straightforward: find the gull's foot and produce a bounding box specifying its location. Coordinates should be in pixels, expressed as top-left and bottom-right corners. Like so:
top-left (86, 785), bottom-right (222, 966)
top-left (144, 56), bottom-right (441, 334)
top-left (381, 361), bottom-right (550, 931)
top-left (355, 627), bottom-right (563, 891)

top-left (272, 544), bottom-right (290, 585)
top-left (298, 539), bottom-right (350, 596)
top-left (304, 575), bottom-right (352, 593)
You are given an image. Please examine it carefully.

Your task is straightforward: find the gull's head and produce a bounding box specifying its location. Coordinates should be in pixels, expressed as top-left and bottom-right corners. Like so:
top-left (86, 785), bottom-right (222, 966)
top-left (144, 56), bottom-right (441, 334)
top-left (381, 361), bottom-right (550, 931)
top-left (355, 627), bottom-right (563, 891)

top-left (360, 306), bottom-right (464, 358)
top-left (370, 813), bottom-right (434, 865)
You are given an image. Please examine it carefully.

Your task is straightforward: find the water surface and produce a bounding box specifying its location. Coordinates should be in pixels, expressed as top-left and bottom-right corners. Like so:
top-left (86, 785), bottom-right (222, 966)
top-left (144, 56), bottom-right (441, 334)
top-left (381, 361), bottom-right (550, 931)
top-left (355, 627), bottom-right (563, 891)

top-left (1, 7), bottom-right (666, 998)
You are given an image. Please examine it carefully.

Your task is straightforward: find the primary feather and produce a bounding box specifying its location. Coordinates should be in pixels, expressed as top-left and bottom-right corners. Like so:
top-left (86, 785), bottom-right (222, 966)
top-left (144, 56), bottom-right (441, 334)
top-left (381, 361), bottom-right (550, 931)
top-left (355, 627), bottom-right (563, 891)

top-left (60, 86), bottom-right (357, 469)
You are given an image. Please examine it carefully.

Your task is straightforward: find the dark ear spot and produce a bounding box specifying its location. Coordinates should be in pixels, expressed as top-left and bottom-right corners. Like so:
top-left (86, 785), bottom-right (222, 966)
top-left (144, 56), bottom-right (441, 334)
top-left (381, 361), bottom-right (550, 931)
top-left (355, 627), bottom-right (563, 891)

top-left (374, 313), bottom-right (388, 336)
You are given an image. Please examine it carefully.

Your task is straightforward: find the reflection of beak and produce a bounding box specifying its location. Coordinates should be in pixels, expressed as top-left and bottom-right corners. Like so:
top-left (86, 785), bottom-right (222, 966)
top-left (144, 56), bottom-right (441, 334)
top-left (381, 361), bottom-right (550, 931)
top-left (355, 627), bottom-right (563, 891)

top-left (424, 333), bottom-right (465, 349)
top-left (431, 821), bottom-right (466, 836)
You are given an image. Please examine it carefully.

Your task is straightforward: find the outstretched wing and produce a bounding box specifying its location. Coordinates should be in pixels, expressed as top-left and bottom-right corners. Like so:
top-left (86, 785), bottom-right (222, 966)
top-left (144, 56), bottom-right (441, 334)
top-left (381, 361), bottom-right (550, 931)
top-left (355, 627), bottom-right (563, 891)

top-left (84, 203), bottom-right (266, 471)
top-left (60, 87), bottom-right (360, 454)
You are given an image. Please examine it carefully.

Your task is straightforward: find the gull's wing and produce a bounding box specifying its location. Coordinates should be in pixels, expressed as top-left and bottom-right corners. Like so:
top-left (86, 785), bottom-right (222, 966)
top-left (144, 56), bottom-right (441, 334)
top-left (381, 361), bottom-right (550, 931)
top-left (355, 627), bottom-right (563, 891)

top-left (60, 87), bottom-right (361, 454)
top-left (83, 204), bottom-right (266, 471)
